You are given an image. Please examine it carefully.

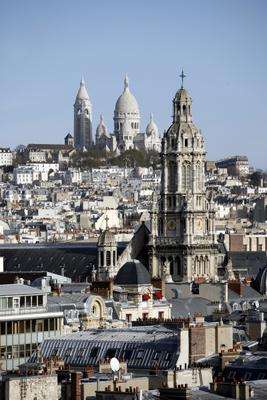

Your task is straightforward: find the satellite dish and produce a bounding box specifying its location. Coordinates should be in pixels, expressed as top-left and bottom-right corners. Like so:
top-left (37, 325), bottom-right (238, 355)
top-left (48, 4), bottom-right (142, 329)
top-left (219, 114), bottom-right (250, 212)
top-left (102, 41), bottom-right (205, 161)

top-left (110, 357), bottom-right (120, 372)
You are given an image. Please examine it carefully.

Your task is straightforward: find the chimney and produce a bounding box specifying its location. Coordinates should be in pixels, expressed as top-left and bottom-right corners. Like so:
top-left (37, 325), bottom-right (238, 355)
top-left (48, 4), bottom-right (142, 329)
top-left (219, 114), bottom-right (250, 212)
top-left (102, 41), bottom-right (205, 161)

top-left (71, 372), bottom-right (82, 400)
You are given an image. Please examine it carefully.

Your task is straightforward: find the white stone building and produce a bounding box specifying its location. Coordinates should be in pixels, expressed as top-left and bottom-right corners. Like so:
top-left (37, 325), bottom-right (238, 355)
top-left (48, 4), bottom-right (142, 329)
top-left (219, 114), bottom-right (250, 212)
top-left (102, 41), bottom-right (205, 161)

top-left (74, 77), bottom-right (93, 150)
top-left (0, 148), bottom-right (13, 167)
top-left (114, 75), bottom-right (140, 151)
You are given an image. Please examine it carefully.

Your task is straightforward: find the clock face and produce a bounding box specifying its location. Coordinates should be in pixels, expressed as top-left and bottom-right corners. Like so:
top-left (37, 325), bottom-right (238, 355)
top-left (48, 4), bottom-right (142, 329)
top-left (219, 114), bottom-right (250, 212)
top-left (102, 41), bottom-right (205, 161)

top-left (167, 220), bottom-right (176, 231)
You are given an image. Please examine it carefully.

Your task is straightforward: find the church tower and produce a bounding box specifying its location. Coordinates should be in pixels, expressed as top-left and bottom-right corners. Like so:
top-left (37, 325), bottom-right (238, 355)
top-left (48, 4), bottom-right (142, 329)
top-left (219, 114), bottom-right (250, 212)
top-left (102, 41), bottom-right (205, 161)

top-left (150, 71), bottom-right (223, 283)
top-left (74, 77), bottom-right (93, 150)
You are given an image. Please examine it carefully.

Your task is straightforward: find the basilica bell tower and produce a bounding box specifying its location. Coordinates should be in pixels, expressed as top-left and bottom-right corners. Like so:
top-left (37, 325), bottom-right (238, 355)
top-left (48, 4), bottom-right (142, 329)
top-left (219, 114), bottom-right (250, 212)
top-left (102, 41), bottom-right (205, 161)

top-left (150, 71), bottom-right (224, 283)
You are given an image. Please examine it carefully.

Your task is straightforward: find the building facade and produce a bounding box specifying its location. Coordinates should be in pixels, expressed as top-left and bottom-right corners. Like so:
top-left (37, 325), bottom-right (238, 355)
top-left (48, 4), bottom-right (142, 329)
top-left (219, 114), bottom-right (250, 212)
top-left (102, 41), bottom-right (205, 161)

top-left (0, 284), bottom-right (63, 370)
top-left (74, 78), bottom-right (93, 150)
top-left (149, 77), bottom-right (225, 282)
top-left (0, 148), bottom-right (13, 167)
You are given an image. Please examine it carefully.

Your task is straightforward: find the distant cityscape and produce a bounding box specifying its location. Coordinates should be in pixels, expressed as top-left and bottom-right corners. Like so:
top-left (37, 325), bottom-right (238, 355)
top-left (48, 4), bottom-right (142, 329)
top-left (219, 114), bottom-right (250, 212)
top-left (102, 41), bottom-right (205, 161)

top-left (0, 73), bottom-right (266, 400)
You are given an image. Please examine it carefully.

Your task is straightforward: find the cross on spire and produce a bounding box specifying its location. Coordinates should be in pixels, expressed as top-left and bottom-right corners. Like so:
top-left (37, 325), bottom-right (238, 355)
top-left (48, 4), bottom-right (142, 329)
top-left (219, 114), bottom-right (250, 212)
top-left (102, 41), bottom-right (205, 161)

top-left (179, 69), bottom-right (186, 88)
top-left (105, 213), bottom-right (109, 230)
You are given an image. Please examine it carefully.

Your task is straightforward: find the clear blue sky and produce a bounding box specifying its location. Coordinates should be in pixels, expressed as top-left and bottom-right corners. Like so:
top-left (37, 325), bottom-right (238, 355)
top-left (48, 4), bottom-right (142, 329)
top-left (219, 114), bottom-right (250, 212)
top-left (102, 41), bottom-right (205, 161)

top-left (1, 0), bottom-right (266, 168)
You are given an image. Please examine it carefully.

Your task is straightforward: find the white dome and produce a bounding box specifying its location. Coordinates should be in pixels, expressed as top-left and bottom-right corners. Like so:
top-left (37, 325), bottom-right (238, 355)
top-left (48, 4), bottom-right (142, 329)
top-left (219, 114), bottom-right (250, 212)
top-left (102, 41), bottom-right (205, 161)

top-left (76, 77), bottom-right (90, 102)
top-left (115, 75), bottom-right (140, 115)
top-left (96, 114), bottom-right (109, 137)
top-left (146, 113), bottom-right (159, 137)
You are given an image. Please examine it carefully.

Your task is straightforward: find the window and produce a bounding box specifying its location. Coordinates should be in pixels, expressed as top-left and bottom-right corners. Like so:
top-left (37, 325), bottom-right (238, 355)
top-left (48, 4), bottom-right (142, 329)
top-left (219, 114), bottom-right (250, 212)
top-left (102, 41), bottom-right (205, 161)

top-left (126, 314), bottom-right (132, 322)
top-left (13, 298), bottom-right (19, 308)
top-left (0, 322), bottom-right (5, 335)
top-left (100, 251), bottom-right (104, 266)
top-left (123, 349), bottom-right (132, 361)
top-left (19, 344), bottom-right (25, 358)
top-left (158, 312), bottom-right (164, 320)
top-left (106, 251), bottom-right (111, 266)
top-left (65, 347), bottom-right (73, 357)
top-left (90, 347), bottom-right (99, 358)
top-left (20, 297), bottom-right (25, 308)
top-left (38, 296), bottom-right (43, 306)
top-left (44, 319), bottom-right (49, 331)
top-left (32, 296), bottom-right (37, 307)
top-left (26, 296), bottom-right (31, 307)
top-left (184, 138), bottom-right (188, 147)
top-left (105, 348), bottom-right (116, 359)
top-left (0, 346), bottom-right (5, 359)
top-left (7, 322), bottom-right (12, 335)
top-left (26, 320), bottom-right (31, 333)
top-left (136, 350), bottom-right (144, 359)
top-left (8, 298), bottom-right (12, 308)
top-left (25, 344), bottom-right (31, 357)
top-left (113, 251), bottom-right (116, 266)
top-left (18, 321), bottom-right (25, 334)
top-left (182, 163), bottom-right (192, 191)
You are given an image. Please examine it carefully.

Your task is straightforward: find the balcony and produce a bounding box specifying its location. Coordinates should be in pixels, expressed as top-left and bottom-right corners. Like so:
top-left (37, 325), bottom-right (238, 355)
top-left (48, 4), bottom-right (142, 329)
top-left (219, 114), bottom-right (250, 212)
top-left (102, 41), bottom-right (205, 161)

top-left (0, 306), bottom-right (47, 317)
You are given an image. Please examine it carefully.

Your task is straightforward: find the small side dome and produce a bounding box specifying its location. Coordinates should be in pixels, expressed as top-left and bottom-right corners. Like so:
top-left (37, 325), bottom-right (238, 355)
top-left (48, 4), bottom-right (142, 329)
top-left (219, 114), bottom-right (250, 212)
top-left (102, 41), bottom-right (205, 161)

top-left (96, 114), bottom-right (109, 138)
top-left (115, 259), bottom-right (151, 285)
top-left (146, 113), bottom-right (159, 137)
top-left (98, 229), bottom-right (116, 247)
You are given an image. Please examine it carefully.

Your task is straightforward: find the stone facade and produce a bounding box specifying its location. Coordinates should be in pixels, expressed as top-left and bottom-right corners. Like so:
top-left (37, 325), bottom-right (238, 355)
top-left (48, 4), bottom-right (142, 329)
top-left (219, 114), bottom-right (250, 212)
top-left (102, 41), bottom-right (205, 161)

top-left (3, 375), bottom-right (58, 400)
top-left (149, 79), bottom-right (226, 282)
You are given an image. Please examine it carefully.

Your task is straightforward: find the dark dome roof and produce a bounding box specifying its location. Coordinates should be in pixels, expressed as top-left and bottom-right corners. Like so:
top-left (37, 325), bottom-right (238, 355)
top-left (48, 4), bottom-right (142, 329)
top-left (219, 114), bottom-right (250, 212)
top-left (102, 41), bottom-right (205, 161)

top-left (115, 259), bottom-right (151, 285)
top-left (253, 265), bottom-right (267, 295)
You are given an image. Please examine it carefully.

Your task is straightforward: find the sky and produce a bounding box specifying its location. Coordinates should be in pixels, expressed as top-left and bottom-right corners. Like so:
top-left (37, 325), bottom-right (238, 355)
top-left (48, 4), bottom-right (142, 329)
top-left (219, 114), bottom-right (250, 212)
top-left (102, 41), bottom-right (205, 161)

top-left (0, 0), bottom-right (266, 168)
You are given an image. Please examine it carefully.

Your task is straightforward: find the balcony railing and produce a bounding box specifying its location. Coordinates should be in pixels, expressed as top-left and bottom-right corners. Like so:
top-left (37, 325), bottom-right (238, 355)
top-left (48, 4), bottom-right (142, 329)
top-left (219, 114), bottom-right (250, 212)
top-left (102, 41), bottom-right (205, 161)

top-left (0, 306), bottom-right (47, 316)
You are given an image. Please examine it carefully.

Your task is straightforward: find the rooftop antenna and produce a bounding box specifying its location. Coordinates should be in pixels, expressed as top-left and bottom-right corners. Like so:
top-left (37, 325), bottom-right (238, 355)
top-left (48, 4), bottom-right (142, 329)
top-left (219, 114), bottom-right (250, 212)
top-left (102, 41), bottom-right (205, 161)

top-left (179, 69), bottom-right (186, 88)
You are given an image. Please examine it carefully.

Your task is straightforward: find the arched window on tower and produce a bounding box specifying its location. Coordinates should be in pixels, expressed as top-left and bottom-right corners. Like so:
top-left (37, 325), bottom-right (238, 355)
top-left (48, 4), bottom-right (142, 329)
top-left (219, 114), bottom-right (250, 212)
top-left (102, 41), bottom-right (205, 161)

top-left (168, 161), bottom-right (177, 191)
top-left (106, 251), bottom-right (111, 266)
top-left (168, 257), bottom-right (174, 275)
top-left (100, 251), bottom-right (104, 267)
top-left (176, 257), bottom-right (181, 276)
top-left (182, 163), bottom-right (192, 191)
top-left (183, 105), bottom-right (187, 115)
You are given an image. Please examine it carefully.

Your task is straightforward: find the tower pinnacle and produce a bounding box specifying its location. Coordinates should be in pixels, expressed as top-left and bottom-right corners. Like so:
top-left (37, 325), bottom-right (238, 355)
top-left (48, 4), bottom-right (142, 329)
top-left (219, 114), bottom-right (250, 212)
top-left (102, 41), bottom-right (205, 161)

top-left (179, 69), bottom-right (186, 88)
top-left (124, 74), bottom-right (129, 91)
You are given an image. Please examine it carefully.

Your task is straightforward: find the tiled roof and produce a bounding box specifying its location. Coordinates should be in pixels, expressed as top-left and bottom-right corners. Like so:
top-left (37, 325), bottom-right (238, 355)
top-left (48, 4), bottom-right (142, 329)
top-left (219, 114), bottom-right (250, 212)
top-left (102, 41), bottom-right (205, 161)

top-left (30, 326), bottom-right (180, 370)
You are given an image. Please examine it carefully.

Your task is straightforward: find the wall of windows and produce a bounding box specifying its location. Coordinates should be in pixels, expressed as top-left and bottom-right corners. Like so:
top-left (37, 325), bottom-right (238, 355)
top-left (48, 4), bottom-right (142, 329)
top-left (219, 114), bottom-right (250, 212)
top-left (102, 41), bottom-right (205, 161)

top-left (0, 295), bottom-right (43, 310)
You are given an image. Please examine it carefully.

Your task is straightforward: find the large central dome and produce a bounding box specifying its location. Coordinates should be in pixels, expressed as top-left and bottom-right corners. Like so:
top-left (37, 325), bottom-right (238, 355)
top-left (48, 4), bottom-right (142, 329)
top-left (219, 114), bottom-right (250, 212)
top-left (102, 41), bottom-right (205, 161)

top-left (115, 75), bottom-right (140, 115)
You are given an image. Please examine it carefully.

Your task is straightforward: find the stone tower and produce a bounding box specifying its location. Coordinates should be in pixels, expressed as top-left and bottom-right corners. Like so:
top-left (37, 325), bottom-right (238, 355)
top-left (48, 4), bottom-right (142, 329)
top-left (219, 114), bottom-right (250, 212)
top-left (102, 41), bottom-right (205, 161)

top-left (150, 72), bottom-right (223, 283)
top-left (97, 222), bottom-right (117, 281)
top-left (74, 77), bottom-right (93, 150)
